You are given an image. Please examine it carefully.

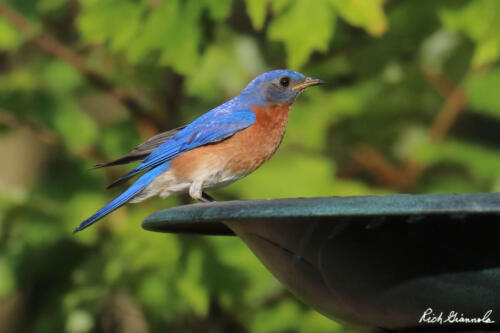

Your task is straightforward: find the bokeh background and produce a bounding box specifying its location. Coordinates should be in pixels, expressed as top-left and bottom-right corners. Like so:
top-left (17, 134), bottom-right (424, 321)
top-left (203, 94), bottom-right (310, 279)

top-left (1, 0), bottom-right (500, 332)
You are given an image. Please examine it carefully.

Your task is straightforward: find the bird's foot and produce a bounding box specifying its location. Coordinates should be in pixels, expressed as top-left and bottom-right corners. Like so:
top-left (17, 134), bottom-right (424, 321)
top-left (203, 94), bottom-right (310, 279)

top-left (200, 192), bottom-right (216, 203)
top-left (189, 182), bottom-right (215, 202)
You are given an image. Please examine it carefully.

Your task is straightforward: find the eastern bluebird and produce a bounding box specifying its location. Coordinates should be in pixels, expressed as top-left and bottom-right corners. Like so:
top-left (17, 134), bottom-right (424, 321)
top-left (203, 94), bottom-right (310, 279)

top-left (75, 70), bottom-right (324, 232)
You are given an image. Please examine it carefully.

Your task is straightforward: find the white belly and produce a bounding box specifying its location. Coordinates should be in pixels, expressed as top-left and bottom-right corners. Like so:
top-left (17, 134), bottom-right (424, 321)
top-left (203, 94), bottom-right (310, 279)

top-left (129, 167), bottom-right (248, 203)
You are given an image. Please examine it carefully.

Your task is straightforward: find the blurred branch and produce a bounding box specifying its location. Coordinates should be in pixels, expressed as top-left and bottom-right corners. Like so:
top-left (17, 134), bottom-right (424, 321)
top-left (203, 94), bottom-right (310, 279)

top-left (0, 3), bottom-right (163, 136)
top-left (350, 145), bottom-right (421, 191)
top-left (100, 292), bottom-right (148, 333)
top-left (341, 71), bottom-right (468, 191)
top-left (423, 70), bottom-right (456, 97)
top-left (0, 293), bottom-right (24, 333)
top-left (425, 71), bottom-right (468, 143)
top-left (0, 109), bottom-right (122, 181)
top-left (0, 111), bottom-right (58, 145)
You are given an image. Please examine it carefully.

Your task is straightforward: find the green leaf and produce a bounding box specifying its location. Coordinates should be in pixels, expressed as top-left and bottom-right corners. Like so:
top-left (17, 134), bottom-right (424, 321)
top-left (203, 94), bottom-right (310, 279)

top-left (41, 61), bottom-right (83, 94)
top-left (78, 0), bottom-right (201, 73)
top-left (138, 275), bottom-right (171, 310)
top-left (158, 0), bottom-right (202, 74)
top-left (251, 301), bottom-right (302, 333)
top-left (0, 258), bottom-right (15, 297)
top-left (441, 0), bottom-right (500, 67)
top-left (52, 100), bottom-right (98, 150)
top-left (176, 249), bottom-right (209, 316)
top-left (420, 30), bottom-right (461, 74)
top-left (465, 68), bottom-right (500, 119)
top-left (185, 42), bottom-right (243, 101)
top-left (285, 80), bottom-right (381, 151)
top-left (37, 0), bottom-right (68, 13)
top-left (209, 237), bottom-right (279, 305)
top-left (202, 0), bottom-right (233, 20)
top-left (415, 139), bottom-right (500, 181)
top-left (65, 310), bottom-right (94, 333)
top-left (77, 0), bottom-right (143, 47)
top-left (186, 30), bottom-right (265, 101)
top-left (0, 68), bottom-right (39, 92)
top-left (123, 0), bottom-right (177, 62)
top-left (245, 0), bottom-right (268, 30)
top-left (120, 217), bottom-right (181, 271)
top-left (128, 0), bottom-right (202, 73)
top-left (268, 0), bottom-right (335, 69)
top-left (270, 0), bottom-right (293, 13)
top-left (65, 191), bottom-right (105, 237)
top-left (299, 310), bottom-right (349, 333)
top-left (0, 19), bottom-right (23, 51)
top-left (329, 0), bottom-right (387, 36)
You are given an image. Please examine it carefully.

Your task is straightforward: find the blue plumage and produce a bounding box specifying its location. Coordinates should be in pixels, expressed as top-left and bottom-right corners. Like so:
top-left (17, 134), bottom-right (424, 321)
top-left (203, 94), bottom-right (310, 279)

top-left (107, 104), bottom-right (256, 187)
top-left (74, 163), bottom-right (170, 233)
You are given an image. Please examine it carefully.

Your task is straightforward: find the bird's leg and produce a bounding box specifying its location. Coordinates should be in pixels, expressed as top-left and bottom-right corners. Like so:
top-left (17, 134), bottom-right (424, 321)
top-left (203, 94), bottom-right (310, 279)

top-left (189, 181), bottom-right (214, 203)
top-left (201, 192), bottom-right (216, 202)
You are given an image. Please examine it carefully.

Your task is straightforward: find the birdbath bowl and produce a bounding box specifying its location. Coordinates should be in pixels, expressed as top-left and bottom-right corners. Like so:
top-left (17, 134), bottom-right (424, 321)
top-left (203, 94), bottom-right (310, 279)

top-left (142, 193), bottom-right (500, 332)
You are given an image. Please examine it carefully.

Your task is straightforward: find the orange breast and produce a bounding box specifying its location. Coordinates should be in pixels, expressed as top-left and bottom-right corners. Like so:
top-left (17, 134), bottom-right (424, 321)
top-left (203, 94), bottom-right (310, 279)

top-left (170, 103), bottom-right (292, 180)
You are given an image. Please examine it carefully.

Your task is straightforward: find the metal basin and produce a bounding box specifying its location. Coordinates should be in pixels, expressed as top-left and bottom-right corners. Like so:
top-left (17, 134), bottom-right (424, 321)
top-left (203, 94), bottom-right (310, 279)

top-left (142, 193), bottom-right (500, 332)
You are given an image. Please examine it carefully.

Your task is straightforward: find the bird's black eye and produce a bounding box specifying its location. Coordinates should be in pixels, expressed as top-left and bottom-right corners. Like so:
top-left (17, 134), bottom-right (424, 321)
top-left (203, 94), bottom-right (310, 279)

top-left (279, 76), bottom-right (290, 87)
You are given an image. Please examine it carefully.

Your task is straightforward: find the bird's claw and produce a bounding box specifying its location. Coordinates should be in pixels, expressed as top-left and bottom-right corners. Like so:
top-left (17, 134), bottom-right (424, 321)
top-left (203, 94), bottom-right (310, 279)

top-left (200, 192), bottom-right (216, 202)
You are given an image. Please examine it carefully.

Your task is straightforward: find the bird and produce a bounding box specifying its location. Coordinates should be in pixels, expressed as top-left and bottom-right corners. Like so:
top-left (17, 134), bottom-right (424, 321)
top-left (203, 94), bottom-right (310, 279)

top-left (74, 69), bottom-right (324, 233)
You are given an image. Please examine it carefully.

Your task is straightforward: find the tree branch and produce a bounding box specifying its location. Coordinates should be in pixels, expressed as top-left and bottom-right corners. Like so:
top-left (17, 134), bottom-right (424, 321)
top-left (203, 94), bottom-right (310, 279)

top-left (340, 71), bottom-right (468, 191)
top-left (425, 72), bottom-right (468, 143)
top-left (0, 109), bottom-right (123, 181)
top-left (0, 111), bottom-right (58, 145)
top-left (0, 3), bottom-right (163, 136)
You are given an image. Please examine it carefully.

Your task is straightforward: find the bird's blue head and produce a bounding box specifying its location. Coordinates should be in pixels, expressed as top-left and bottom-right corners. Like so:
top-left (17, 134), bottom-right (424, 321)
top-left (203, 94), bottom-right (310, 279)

top-left (240, 69), bottom-right (324, 106)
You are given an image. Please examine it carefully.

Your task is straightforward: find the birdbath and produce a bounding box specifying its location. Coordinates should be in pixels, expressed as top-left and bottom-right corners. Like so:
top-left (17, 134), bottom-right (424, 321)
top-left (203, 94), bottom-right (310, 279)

top-left (142, 193), bottom-right (500, 332)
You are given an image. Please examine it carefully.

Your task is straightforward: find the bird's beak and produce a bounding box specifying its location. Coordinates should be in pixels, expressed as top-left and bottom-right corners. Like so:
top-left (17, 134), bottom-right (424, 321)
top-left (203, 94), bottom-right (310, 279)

top-left (291, 77), bottom-right (325, 91)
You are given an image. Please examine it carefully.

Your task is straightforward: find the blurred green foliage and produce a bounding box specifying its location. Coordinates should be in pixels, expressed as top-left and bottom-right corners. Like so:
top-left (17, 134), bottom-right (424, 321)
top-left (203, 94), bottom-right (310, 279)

top-left (0, 0), bottom-right (500, 332)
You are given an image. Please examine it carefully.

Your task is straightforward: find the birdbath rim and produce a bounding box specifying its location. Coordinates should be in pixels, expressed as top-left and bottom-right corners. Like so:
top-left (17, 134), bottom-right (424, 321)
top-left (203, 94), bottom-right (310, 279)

top-left (142, 192), bottom-right (500, 235)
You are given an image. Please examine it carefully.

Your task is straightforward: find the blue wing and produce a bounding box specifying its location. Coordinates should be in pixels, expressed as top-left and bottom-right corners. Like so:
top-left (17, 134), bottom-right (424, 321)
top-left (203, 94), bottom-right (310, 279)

top-left (107, 102), bottom-right (256, 188)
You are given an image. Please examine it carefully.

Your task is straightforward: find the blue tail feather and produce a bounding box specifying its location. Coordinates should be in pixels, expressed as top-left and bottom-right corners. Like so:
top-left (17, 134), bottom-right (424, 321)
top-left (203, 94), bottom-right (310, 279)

top-left (74, 163), bottom-right (169, 233)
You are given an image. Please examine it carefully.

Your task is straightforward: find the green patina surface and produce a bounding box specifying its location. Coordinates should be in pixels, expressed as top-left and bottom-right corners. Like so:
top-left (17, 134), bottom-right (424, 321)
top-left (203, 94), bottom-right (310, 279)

top-left (142, 193), bottom-right (500, 235)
